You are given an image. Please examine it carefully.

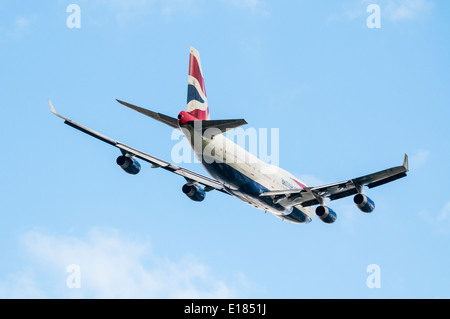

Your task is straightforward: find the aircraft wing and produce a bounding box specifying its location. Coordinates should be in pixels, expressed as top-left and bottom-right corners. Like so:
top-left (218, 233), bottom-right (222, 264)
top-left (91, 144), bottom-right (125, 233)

top-left (260, 155), bottom-right (409, 207)
top-left (49, 100), bottom-right (229, 194)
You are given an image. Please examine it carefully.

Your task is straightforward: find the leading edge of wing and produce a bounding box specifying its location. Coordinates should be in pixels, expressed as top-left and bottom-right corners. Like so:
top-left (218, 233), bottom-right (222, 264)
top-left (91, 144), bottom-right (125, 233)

top-left (49, 100), bottom-right (228, 194)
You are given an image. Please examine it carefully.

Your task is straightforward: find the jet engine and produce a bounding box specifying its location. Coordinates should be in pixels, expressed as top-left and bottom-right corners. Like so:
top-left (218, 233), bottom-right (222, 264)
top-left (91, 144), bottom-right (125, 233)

top-left (315, 205), bottom-right (337, 224)
top-left (182, 184), bottom-right (206, 202)
top-left (353, 194), bottom-right (375, 213)
top-left (116, 156), bottom-right (141, 175)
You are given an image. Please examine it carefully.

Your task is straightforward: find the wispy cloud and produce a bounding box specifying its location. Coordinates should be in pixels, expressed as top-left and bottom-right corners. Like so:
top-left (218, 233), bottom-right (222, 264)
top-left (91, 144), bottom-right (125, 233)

top-left (384, 0), bottom-right (434, 21)
top-left (159, 0), bottom-right (203, 17)
top-left (297, 174), bottom-right (329, 188)
top-left (14, 16), bottom-right (30, 30)
top-left (1, 16), bottom-right (32, 40)
top-left (223, 0), bottom-right (269, 16)
top-left (329, 0), bottom-right (434, 24)
top-left (438, 202), bottom-right (450, 223)
top-left (0, 228), bottom-right (251, 298)
top-left (409, 149), bottom-right (430, 170)
top-left (418, 201), bottom-right (450, 235)
top-left (88, 0), bottom-right (205, 26)
top-left (90, 0), bottom-right (154, 26)
top-left (83, 0), bottom-right (268, 28)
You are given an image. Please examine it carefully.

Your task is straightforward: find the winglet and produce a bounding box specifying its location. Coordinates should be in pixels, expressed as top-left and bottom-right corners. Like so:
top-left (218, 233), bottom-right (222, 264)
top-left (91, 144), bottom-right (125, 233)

top-left (403, 154), bottom-right (409, 172)
top-left (49, 99), bottom-right (69, 121)
top-left (49, 99), bottom-right (56, 115)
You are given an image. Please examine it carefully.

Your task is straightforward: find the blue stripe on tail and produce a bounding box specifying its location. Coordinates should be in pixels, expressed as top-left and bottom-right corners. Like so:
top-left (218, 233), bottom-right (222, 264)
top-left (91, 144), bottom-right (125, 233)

top-left (187, 84), bottom-right (205, 104)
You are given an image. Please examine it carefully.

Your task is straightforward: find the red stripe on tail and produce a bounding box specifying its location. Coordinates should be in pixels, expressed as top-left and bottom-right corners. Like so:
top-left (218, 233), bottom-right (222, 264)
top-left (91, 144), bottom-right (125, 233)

top-left (188, 109), bottom-right (209, 121)
top-left (189, 54), bottom-right (206, 97)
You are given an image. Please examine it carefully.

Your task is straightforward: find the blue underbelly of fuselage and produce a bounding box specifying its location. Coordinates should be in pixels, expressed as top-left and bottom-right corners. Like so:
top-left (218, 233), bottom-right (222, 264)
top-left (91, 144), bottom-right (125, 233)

top-left (201, 160), bottom-right (288, 214)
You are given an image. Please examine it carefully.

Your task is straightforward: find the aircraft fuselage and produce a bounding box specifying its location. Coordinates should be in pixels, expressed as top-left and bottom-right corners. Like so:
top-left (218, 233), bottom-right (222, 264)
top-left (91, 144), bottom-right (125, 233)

top-left (179, 122), bottom-right (314, 224)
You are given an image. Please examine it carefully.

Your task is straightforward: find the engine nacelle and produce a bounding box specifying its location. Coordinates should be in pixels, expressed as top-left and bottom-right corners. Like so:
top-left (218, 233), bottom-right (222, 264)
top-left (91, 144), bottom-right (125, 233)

top-left (116, 156), bottom-right (141, 175)
top-left (353, 194), bottom-right (375, 213)
top-left (182, 184), bottom-right (206, 202)
top-left (315, 205), bottom-right (337, 224)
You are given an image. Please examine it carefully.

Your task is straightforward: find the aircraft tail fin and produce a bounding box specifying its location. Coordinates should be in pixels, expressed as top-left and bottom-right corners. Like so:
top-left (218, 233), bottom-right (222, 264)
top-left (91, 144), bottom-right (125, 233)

top-left (187, 47), bottom-right (210, 120)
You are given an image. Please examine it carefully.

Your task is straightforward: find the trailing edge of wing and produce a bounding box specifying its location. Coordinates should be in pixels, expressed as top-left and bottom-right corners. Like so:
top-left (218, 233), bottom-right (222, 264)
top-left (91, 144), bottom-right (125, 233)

top-left (259, 154), bottom-right (409, 207)
top-left (259, 189), bottom-right (302, 197)
top-left (49, 100), bottom-right (229, 194)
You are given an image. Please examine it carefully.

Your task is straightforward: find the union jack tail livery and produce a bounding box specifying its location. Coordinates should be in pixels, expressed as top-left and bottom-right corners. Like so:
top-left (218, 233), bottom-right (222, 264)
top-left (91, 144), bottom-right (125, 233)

top-left (187, 47), bottom-right (210, 120)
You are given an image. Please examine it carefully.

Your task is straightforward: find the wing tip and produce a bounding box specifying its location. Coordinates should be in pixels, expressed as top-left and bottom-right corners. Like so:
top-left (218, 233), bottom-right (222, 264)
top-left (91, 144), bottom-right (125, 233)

top-left (116, 99), bottom-right (134, 109)
top-left (403, 154), bottom-right (409, 172)
top-left (48, 99), bottom-right (70, 121)
top-left (48, 99), bottom-right (56, 114)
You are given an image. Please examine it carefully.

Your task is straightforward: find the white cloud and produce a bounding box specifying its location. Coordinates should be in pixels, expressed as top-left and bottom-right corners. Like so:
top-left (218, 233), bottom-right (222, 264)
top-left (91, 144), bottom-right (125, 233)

top-left (0, 270), bottom-right (45, 299)
top-left (0, 228), bottom-right (250, 298)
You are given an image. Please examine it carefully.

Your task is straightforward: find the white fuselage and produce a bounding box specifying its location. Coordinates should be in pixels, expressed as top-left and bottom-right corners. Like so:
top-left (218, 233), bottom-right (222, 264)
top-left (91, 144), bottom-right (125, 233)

top-left (181, 126), bottom-right (314, 223)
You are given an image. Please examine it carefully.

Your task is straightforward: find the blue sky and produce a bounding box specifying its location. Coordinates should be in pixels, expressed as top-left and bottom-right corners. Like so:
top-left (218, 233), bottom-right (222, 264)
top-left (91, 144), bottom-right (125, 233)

top-left (0, 0), bottom-right (449, 298)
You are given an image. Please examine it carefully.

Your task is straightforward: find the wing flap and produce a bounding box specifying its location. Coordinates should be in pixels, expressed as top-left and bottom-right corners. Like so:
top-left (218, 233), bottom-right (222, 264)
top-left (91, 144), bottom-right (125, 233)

top-left (367, 172), bottom-right (407, 188)
top-left (329, 187), bottom-right (358, 201)
top-left (259, 154), bottom-right (408, 207)
top-left (259, 189), bottom-right (301, 197)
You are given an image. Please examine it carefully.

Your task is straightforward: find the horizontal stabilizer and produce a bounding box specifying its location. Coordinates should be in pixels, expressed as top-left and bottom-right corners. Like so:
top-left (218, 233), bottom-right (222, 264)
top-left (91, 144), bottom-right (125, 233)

top-left (191, 119), bottom-right (247, 136)
top-left (116, 99), bottom-right (179, 129)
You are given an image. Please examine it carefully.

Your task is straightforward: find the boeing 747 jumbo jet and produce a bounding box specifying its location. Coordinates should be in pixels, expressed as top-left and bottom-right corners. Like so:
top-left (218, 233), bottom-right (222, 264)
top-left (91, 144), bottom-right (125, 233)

top-left (50, 47), bottom-right (408, 224)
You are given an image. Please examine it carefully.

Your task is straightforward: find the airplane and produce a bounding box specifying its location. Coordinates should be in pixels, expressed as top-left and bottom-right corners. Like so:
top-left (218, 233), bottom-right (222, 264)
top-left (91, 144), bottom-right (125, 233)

top-left (50, 47), bottom-right (408, 225)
